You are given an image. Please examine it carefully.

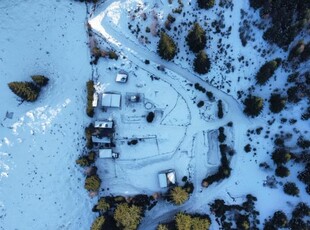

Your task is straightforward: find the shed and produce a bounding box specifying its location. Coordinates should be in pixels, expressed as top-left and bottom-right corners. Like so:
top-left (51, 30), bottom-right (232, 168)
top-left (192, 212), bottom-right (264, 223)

top-left (102, 93), bottom-right (121, 108)
top-left (92, 93), bottom-right (99, 107)
top-left (116, 73), bottom-right (128, 83)
top-left (158, 169), bottom-right (176, 188)
top-left (99, 149), bottom-right (112, 158)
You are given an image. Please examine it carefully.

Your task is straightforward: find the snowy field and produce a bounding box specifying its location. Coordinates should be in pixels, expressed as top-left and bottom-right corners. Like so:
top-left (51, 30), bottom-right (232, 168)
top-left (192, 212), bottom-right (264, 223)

top-left (0, 0), bottom-right (309, 230)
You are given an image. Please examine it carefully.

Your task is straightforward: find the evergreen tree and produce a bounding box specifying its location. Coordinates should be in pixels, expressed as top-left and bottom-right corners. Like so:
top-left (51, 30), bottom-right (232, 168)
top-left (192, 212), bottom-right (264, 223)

top-left (275, 165), bottom-right (290, 178)
top-left (288, 40), bottom-right (306, 61)
top-left (197, 0), bottom-right (215, 9)
top-left (114, 203), bottom-right (142, 230)
top-left (193, 50), bottom-right (211, 74)
top-left (243, 95), bottom-right (264, 117)
top-left (255, 59), bottom-right (281, 85)
top-left (271, 148), bottom-right (291, 165)
top-left (271, 211), bottom-right (288, 228)
top-left (91, 216), bottom-right (105, 230)
top-left (31, 75), bottom-right (49, 87)
top-left (269, 93), bottom-right (286, 113)
top-left (84, 174), bottom-right (101, 191)
top-left (169, 186), bottom-right (189, 205)
top-left (157, 224), bottom-right (168, 230)
top-left (284, 182), bottom-right (299, 196)
top-left (157, 32), bottom-right (177, 61)
top-left (8, 81), bottom-right (40, 102)
top-left (186, 23), bottom-right (206, 53)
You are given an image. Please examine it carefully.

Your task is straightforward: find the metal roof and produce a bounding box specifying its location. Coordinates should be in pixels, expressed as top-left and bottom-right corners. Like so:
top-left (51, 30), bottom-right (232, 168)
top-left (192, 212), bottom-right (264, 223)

top-left (101, 93), bottom-right (121, 108)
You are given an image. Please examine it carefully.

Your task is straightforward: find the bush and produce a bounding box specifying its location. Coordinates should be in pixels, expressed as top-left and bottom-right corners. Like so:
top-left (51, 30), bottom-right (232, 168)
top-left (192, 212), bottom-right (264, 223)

top-left (218, 127), bottom-right (226, 143)
top-left (271, 149), bottom-right (291, 165)
top-left (157, 32), bottom-right (177, 61)
top-left (193, 50), bottom-right (211, 74)
top-left (217, 100), bottom-right (224, 118)
top-left (146, 112), bottom-right (155, 123)
top-left (186, 23), bottom-right (206, 53)
top-left (8, 81), bottom-right (40, 102)
top-left (269, 93), bottom-right (286, 113)
top-left (255, 59), bottom-right (281, 85)
top-left (84, 174), bottom-right (101, 191)
top-left (197, 101), bottom-right (204, 108)
top-left (197, 0), bottom-right (215, 9)
top-left (114, 203), bottom-right (142, 230)
top-left (275, 165), bottom-right (290, 178)
top-left (108, 51), bottom-right (118, 60)
top-left (243, 95), bottom-right (263, 117)
top-left (86, 80), bottom-right (95, 117)
top-left (31, 75), bottom-right (49, 87)
top-left (91, 216), bottom-right (105, 230)
top-left (283, 182), bottom-right (299, 196)
top-left (169, 186), bottom-right (189, 205)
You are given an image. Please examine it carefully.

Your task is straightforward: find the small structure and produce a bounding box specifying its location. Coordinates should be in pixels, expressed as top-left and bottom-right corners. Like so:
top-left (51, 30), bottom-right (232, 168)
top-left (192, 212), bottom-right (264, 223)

top-left (99, 149), bottom-right (119, 159)
top-left (92, 120), bottom-right (114, 143)
top-left (102, 93), bottom-right (121, 108)
top-left (158, 169), bottom-right (176, 188)
top-left (116, 72), bottom-right (128, 83)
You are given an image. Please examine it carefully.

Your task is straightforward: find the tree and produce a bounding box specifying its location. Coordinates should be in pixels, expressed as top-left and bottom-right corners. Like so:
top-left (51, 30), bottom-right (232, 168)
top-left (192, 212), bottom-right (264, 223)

top-left (271, 149), bottom-right (291, 165)
top-left (169, 186), bottom-right (189, 205)
top-left (96, 197), bottom-right (110, 213)
top-left (186, 23), bottom-right (206, 53)
top-left (197, 101), bottom-right (204, 108)
top-left (31, 75), bottom-right (49, 87)
top-left (269, 93), bottom-right (286, 113)
top-left (91, 216), bottom-right (105, 230)
top-left (175, 213), bottom-right (211, 230)
top-left (114, 203), bottom-right (142, 230)
top-left (175, 213), bottom-right (192, 230)
top-left (193, 50), bottom-right (211, 74)
top-left (86, 80), bottom-right (95, 117)
top-left (283, 182), bottom-right (299, 196)
top-left (243, 95), bottom-right (264, 117)
top-left (8, 81), bottom-right (40, 102)
top-left (157, 224), bottom-right (168, 230)
top-left (236, 214), bottom-right (250, 230)
top-left (146, 112), bottom-right (155, 123)
top-left (157, 32), bottom-right (177, 61)
top-left (288, 40), bottom-right (305, 61)
top-left (292, 202), bottom-right (310, 218)
top-left (84, 174), bottom-right (101, 191)
top-left (275, 165), bottom-right (290, 178)
top-left (255, 59), bottom-right (281, 85)
top-left (197, 0), bottom-right (215, 9)
top-left (271, 211), bottom-right (288, 228)
top-left (217, 100), bottom-right (224, 118)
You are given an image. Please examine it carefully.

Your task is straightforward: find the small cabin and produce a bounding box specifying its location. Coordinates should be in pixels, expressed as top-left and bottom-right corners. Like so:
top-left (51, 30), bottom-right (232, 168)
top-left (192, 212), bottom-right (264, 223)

top-left (99, 149), bottom-right (119, 159)
top-left (158, 169), bottom-right (176, 188)
top-left (102, 93), bottom-right (121, 108)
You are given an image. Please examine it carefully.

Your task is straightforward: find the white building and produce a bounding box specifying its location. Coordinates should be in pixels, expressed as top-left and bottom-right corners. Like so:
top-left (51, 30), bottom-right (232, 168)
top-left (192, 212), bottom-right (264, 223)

top-left (92, 92), bottom-right (99, 107)
top-left (101, 93), bottom-right (121, 108)
top-left (99, 149), bottom-right (113, 158)
top-left (115, 73), bottom-right (128, 83)
top-left (158, 169), bottom-right (176, 188)
top-left (94, 120), bottom-right (113, 129)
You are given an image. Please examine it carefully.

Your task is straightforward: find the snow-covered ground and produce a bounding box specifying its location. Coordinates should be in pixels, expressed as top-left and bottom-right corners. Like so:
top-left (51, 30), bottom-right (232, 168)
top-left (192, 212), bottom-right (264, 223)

top-left (0, 1), bottom-right (96, 229)
top-left (0, 0), bottom-right (308, 229)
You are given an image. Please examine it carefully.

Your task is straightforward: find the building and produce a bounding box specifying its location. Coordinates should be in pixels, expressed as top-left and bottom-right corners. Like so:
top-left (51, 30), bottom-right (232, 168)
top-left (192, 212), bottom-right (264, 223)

top-left (95, 121), bottom-right (113, 129)
top-left (92, 120), bottom-right (114, 143)
top-left (92, 92), bottom-right (99, 107)
top-left (158, 169), bottom-right (176, 188)
top-left (115, 72), bottom-right (128, 83)
top-left (99, 149), bottom-right (119, 159)
top-left (102, 93), bottom-right (121, 108)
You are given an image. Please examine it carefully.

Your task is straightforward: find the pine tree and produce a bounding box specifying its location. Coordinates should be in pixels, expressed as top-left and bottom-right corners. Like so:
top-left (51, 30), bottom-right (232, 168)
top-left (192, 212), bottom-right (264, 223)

top-left (31, 75), bottom-right (49, 87)
top-left (275, 165), bottom-right (290, 178)
top-left (243, 95), bottom-right (264, 117)
top-left (255, 58), bottom-right (281, 85)
top-left (186, 23), bottom-right (206, 53)
top-left (269, 93), bottom-right (286, 113)
top-left (114, 203), bottom-right (142, 230)
top-left (91, 216), bottom-right (105, 230)
top-left (197, 0), bottom-right (215, 9)
top-left (169, 186), bottom-right (189, 205)
top-left (193, 50), bottom-right (211, 74)
top-left (272, 149), bottom-right (291, 165)
top-left (283, 182), bottom-right (300, 196)
top-left (157, 32), bottom-right (177, 61)
top-left (84, 174), bottom-right (101, 191)
top-left (8, 81), bottom-right (40, 102)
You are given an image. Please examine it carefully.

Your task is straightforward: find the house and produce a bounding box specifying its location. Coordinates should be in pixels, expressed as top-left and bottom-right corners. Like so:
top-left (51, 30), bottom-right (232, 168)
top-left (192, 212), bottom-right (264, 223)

top-left (158, 169), bottom-right (176, 188)
top-left (102, 93), bottom-right (121, 108)
top-left (99, 149), bottom-right (119, 159)
top-left (115, 72), bottom-right (128, 83)
top-left (92, 120), bottom-right (114, 143)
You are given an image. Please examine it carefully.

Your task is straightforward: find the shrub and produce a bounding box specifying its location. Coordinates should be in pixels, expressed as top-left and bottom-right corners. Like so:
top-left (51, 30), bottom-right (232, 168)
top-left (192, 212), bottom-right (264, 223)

top-left (269, 93), bottom-right (286, 113)
top-left (86, 80), bottom-right (95, 117)
top-left (206, 91), bottom-right (214, 101)
top-left (243, 95), bottom-right (263, 117)
top-left (275, 165), bottom-right (290, 178)
top-left (157, 32), bottom-right (177, 61)
top-left (108, 51), bottom-right (118, 60)
top-left (114, 203), bottom-right (142, 230)
top-left (197, 0), bottom-right (215, 9)
top-left (146, 112), bottom-right (155, 123)
top-left (271, 149), bottom-right (291, 165)
top-left (169, 186), bottom-right (189, 205)
top-left (186, 23), bottom-right (206, 53)
top-left (8, 81), bottom-right (40, 102)
top-left (193, 50), bottom-right (211, 74)
top-left (255, 59), bottom-right (281, 85)
top-left (91, 216), bottom-right (105, 230)
top-left (84, 174), bottom-right (101, 191)
top-left (244, 144), bottom-right (251, 153)
top-left (197, 101), bottom-right (204, 108)
top-left (217, 100), bottom-right (224, 118)
top-left (218, 127), bottom-right (226, 143)
top-left (283, 182), bottom-right (299, 196)
top-left (31, 75), bottom-right (49, 87)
